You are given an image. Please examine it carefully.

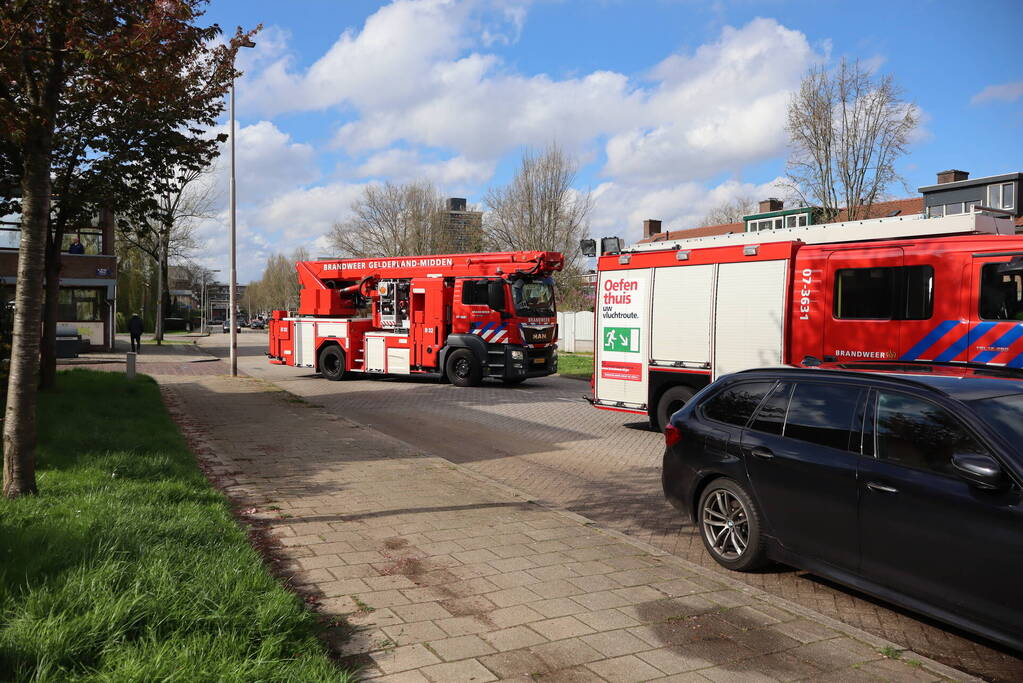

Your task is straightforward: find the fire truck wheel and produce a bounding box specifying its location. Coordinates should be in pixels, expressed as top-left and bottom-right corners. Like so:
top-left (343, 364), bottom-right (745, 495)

top-left (318, 345), bottom-right (347, 381)
top-left (446, 349), bottom-right (482, 387)
top-left (656, 385), bottom-right (694, 432)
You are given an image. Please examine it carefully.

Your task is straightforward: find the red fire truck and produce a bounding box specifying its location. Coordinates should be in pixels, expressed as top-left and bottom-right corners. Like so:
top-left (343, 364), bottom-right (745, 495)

top-left (267, 251), bottom-right (563, 386)
top-left (589, 210), bottom-right (1023, 429)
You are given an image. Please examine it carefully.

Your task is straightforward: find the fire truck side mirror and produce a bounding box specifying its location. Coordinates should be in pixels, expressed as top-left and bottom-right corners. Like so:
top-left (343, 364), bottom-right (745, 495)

top-left (580, 239), bottom-right (597, 258)
top-left (488, 280), bottom-right (506, 313)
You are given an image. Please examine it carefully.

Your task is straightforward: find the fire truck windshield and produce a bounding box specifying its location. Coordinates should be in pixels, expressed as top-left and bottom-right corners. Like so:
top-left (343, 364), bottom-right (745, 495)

top-left (511, 277), bottom-right (555, 316)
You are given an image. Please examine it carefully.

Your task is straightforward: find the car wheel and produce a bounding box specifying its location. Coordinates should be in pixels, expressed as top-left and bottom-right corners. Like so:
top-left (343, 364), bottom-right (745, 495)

top-left (318, 345), bottom-right (347, 381)
top-left (446, 349), bottom-right (482, 387)
top-left (697, 478), bottom-right (767, 571)
top-left (656, 385), bottom-right (694, 432)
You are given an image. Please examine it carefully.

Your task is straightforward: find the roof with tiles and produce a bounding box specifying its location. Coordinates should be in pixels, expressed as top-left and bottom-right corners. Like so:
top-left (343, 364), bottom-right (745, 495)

top-left (637, 197), bottom-right (927, 244)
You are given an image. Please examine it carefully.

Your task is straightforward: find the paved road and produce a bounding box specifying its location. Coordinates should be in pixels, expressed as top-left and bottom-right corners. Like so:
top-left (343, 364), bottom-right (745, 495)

top-left (203, 331), bottom-right (1022, 681)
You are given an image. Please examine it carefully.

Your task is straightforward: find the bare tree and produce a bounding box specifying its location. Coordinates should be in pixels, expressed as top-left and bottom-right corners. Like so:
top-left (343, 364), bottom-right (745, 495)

top-left (700, 196), bottom-right (759, 226)
top-left (119, 166), bottom-right (218, 342)
top-left (784, 58), bottom-right (918, 222)
top-left (247, 247), bottom-right (310, 313)
top-left (484, 144), bottom-right (592, 310)
top-left (328, 181), bottom-right (454, 257)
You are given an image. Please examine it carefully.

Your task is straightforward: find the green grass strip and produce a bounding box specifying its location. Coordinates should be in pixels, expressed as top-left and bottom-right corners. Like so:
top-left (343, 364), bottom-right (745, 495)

top-left (0, 369), bottom-right (350, 682)
top-left (558, 352), bottom-right (594, 380)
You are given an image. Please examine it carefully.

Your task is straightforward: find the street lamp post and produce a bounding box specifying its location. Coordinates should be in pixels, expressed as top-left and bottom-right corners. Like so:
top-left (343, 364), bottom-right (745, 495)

top-left (230, 37), bottom-right (256, 376)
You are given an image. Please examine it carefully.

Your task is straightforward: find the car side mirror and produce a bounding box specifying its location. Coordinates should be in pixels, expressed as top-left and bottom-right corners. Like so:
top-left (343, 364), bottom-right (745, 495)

top-left (487, 281), bottom-right (506, 313)
top-left (951, 453), bottom-right (1005, 490)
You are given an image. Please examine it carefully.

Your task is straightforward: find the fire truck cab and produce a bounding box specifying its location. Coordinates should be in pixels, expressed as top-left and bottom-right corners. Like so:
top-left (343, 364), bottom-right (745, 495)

top-left (268, 251), bottom-right (564, 386)
top-left (590, 210), bottom-right (1023, 429)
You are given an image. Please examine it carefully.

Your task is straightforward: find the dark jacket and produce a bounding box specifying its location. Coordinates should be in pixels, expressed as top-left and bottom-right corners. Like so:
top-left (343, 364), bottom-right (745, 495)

top-left (128, 316), bottom-right (143, 336)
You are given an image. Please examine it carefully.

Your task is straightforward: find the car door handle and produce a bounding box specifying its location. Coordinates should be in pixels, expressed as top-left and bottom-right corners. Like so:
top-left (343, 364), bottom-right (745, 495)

top-left (750, 447), bottom-right (774, 460)
top-left (866, 482), bottom-right (899, 494)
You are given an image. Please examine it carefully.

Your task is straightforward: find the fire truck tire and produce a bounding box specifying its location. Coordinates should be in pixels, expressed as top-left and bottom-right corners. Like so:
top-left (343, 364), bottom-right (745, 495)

top-left (656, 385), bottom-right (694, 432)
top-left (318, 345), bottom-right (347, 381)
top-left (446, 349), bottom-right (482, 387)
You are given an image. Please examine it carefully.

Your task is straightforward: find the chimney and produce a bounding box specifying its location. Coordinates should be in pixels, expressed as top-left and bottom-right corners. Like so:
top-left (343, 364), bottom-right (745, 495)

top-left (447, 197), bottom-right (467, 211)
top-left (936, 169), bottom-right (969, 184)
top-left (643, 219), bottom-right (662, 238)
top-left (758, 198), bottom-right (783, 213)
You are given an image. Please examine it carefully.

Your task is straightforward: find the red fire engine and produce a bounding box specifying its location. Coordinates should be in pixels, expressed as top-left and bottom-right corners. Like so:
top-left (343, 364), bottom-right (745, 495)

top-left (267, 251), bottom-right (564, 386)
top-left (588, 210), bottom-right (1023, 429)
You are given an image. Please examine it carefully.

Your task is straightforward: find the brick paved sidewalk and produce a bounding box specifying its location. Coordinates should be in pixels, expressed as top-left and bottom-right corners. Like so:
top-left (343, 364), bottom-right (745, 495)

top-left (159, 373), bottom-right (972, 682)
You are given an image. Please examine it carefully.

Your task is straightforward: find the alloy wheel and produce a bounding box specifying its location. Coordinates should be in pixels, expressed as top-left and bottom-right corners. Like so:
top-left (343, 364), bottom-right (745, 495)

top-left (701, 488), bottom-right (749, 560)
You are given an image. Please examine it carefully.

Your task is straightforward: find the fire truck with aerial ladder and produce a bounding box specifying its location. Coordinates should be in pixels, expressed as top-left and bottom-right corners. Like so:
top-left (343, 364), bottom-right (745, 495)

top-left (585, 208), bottom-right (1023, 430)
top-left (267, 250), bottom-right (564, 386)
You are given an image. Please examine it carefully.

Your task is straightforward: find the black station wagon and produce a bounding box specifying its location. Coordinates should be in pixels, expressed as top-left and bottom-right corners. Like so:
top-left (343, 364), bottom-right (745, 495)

top-left (661, 363), bottom-right (1023, 652)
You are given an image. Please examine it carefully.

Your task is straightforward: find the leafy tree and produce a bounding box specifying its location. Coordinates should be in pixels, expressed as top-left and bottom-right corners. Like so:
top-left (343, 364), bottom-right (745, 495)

top-left (0, 0), bottom-right (250, 497)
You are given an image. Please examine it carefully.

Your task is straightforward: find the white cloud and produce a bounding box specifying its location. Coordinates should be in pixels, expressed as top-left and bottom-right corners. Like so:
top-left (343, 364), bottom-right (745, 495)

top-left (212, 2), bottom-right (838, 279)
top-left (243, 6), bottom-right (819, 187)
top-left (971, 81), bottom-right (1023, 105)
top-left (354, 149), bottom-right (496, 188)
top-left (589, 176), bottom-right (787, 244)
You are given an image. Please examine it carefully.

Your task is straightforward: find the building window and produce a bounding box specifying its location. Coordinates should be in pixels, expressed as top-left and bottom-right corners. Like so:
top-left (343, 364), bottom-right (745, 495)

top-left (927, 205), bottom-right (944, 218)
top-left (945, 202), bottom-right (963, 215)
top-left (988, 182), bottom-right (1016, 210)
top-left (834, 266), bottom-right (934, 320)
top-left (61, 227), bottom-right (103, 254)
top-left (774, 218), bottom-right (783, 229)
top-left (58, 287), bottom-right (103, 321)
top-left (798, 214), bottom-right (808, 227)
top-left (786, 216), bottom-right (796, 228)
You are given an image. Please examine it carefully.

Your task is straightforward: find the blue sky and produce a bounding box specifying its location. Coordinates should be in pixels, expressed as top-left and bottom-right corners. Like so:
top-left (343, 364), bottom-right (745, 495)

top-left (194, 0), bottom-right (1023, 281)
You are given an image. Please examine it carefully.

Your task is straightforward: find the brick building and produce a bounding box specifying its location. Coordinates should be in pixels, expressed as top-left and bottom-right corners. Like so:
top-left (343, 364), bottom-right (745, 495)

top-left (443, 197), bottom-right (484, 252)
top-left (0, 208), bottom-right (118, 350)
top-left (637, 168), bottom-right (1020, 245)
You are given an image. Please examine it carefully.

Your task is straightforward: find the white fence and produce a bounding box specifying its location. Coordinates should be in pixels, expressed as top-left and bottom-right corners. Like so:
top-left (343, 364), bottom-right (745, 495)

top-left (557, 310), bottom-right (594, 353)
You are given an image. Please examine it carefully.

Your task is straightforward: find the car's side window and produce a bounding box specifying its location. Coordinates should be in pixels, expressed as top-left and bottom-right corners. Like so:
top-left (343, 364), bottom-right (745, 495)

top-left (749, 382), bottom-right (792, 435)
top-left (701, 382), bottom-right (775, 428)
top-left (783, 382), bottom-right (863, 451)
top-left (874, 392), bottom-right (989, 476)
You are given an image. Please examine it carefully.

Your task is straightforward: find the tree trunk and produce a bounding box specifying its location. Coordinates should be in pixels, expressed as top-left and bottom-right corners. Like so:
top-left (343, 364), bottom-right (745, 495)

top-left (154, 237), bottom-right (164, 344)
top-left (3, 144), bottom-right (51, 498)
top-left (39, 216), bottom-right (65, 390)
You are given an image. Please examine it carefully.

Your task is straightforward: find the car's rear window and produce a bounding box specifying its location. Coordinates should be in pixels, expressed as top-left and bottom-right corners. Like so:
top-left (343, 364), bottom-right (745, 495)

top-left (784, 383), bottom-right (862, 451)
top-left (701, 382), bottom-right (774, 428)
top-left (971, 393), bottom-right (1023, 448)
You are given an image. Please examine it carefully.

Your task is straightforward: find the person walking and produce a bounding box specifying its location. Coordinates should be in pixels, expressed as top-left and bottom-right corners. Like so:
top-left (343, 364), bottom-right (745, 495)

top-left (128, 313), bottom-right (143, 353)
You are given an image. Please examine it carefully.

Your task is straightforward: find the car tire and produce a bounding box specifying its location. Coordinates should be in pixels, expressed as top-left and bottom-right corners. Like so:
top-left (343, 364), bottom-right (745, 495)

top-left (697, 478), bottom-right (767, 572)
top-left (318, 345), bottom-right (347, 381)
top-left (656, 385), bottom-right (694, 432)
top-left (446, 349), bottom-right (482, 387)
